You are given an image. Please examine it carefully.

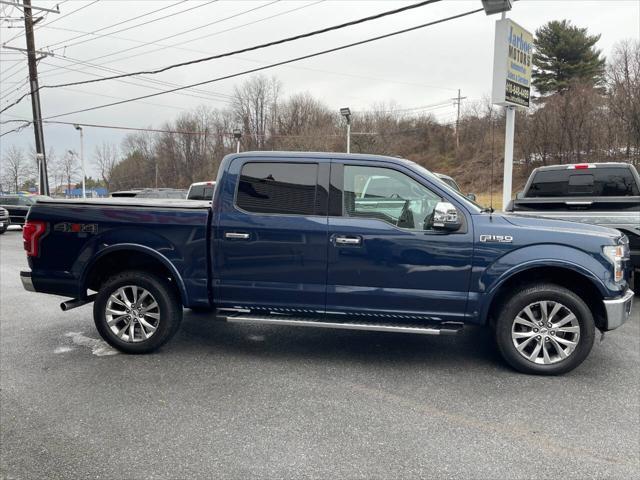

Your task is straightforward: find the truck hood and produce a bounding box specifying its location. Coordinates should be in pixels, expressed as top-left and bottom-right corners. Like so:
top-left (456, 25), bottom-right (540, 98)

top-left (502, 213), bottom-right (622, 241)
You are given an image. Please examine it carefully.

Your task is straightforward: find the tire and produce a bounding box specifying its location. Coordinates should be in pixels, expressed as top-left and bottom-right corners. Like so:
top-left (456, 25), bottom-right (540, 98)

top-left (494, 283), bottom-right (595, 375)
top-left (93, 270), bottom-right (183, 354)
top-left (0, 227), bottom-right (6, 235)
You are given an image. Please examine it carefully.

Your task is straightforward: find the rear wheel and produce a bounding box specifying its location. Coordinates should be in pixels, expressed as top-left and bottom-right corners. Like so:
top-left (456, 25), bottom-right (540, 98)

top-left (495, 283), bottom-right (595, 375)
top-left (93, 270), bottom-right (182, 354)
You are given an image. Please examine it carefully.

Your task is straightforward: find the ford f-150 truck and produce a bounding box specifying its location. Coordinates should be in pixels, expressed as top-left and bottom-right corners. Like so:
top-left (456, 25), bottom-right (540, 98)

top-left (20, 152), bottom-right (634, 375)
top-left (506, 163), bottom-right (640, 270)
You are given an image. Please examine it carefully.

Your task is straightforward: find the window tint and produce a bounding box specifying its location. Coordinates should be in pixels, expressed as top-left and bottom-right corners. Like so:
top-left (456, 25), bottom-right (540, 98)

top-left (528, 167), bottom-right (639, 197)
top-left (342, 165), bottom-right (441, 230)
top-left (237, 162), bottom-right (318, 215)
top-left (188, 185), bottom-right (215, 201)
top-left (0, 197), bottom-right (19, 205)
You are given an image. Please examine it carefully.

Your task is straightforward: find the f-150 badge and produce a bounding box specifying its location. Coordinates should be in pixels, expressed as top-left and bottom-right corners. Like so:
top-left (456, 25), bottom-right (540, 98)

top-left (54, 223), bottom-right (98, 234)
top-left (480, 234), bottom-right (513, 243)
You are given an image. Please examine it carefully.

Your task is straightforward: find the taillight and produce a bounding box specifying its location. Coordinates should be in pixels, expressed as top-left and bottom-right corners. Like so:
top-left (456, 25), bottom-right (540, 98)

top-left (23, 220), bottom-right (46, 257)
top-left (569, 164), bottom-right (594, 169)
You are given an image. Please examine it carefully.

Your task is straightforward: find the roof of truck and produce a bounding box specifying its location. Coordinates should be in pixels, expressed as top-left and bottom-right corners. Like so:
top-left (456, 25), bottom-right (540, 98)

top-left (229, 151), bottom-right (410, 163)
top-left (533, 162), bottom-right (634, 171)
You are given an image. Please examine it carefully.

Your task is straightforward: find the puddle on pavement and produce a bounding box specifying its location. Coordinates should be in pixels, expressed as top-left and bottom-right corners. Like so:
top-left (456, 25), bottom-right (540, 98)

top-left (59, 331), bottom-right (119, 356)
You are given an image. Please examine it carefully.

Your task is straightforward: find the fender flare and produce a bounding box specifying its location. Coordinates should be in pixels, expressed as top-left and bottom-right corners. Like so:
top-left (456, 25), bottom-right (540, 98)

top-left (479, 258), bottom-right (608, 323)
top-left (80, 243), bottom-right (189, 305)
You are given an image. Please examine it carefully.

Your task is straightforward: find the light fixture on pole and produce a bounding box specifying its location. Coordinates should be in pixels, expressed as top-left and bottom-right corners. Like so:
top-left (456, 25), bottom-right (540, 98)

top-left (73, 124), bottom-right (86, 198)
top-left (481, 0), bottom-right (512, 15)
top-left (340, 107), bottom-right (351, 153)
top-left (233, 128), bottom-right (242, 154)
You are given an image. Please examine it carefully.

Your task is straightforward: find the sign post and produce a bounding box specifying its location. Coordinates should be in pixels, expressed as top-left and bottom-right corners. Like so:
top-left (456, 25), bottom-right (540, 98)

top-left (491, 17), bottom-right (533, 210)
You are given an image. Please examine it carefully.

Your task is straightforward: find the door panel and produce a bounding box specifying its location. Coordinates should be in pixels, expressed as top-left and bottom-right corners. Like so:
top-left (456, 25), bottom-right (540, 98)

top-left (326, 162), bottom-right (473, 321)
top-left (213, 158), bottom-right (329, 313)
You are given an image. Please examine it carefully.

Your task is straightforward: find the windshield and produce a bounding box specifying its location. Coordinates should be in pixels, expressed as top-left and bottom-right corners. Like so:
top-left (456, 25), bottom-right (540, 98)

top-left (408, 162), bottom-right (484, 212)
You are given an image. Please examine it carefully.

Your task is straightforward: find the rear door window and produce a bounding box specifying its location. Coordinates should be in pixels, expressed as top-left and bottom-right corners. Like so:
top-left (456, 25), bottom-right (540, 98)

top-left (528, 167), bottom-right (639, 197)
top-left (236, 162), bottom-right (318, 215)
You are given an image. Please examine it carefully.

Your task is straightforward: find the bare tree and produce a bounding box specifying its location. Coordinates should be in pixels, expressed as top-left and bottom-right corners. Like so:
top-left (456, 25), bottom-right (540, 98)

top-left (60, 151), bottom-right (80, 196)
top-left (94, 142), bottom-right (120, 191)
top-left (1, 146), bottom-right (30, 193)
top-left (608, 40), bottom-right (640, 164)
top-left (233, 75), bottom-right (281, 150)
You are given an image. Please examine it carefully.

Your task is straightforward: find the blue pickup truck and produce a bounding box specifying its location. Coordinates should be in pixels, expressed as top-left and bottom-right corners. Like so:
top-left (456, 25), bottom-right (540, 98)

top-left (21, 152), bottom-right (634, 375)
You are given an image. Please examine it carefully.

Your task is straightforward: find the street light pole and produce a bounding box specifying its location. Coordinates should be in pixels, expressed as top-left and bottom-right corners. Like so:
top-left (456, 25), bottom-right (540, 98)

top-left (73, 124), bottom-right (85, 198)
top-left (340, 108), bottom-right (351, 153)
top-left (233, 128), bottom-right (242, 153)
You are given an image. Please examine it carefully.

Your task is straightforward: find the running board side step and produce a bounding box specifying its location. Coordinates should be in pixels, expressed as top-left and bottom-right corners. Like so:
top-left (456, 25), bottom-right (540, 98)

top-left (222, 313), bottom-right (463, 335)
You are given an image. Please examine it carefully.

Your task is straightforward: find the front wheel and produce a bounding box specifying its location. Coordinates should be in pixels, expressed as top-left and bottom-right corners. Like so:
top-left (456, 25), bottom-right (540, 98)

top-left (0, 227), bottom-right (7, 235)
top-left (93, 270), bottom-right (183, 354)
top-left (495, 283), bottom-right (595, 375)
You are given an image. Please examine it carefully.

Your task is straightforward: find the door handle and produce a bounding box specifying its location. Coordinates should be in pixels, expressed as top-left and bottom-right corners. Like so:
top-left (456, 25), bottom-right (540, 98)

top-left (334, 235), bottom-right (362, 246)
top-left (225, 232), bottom-right (250, 240)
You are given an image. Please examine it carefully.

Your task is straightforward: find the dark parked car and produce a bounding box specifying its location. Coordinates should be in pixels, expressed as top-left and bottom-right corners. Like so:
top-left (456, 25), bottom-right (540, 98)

top-left (0, 207), bottom-right (9, 233)
top-left (0, 195), bottom-right (47, 227)
top-left (20, 152), bottom-right (633, 375)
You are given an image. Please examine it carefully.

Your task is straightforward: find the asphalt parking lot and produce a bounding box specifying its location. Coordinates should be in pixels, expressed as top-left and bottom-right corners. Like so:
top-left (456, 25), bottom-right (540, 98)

top-left (1, 227), bottom-right (638, 480)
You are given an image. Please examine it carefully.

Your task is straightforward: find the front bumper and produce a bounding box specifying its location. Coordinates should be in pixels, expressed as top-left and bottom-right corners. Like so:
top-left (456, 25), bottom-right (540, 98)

top-left (602, 289), bottom-right (634, 330)
top-left (20, 270), bottom-right (35, 292)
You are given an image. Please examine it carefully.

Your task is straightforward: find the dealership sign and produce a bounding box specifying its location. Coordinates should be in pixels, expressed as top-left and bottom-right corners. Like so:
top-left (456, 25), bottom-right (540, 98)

top-left (491, 18), bottom-right (533, 108)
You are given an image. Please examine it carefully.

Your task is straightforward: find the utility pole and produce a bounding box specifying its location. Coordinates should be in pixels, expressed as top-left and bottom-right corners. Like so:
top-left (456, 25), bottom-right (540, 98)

top-left (452, 89), bottom-right (467, 150)
top-left (22, 0), bottom-right (53, 196)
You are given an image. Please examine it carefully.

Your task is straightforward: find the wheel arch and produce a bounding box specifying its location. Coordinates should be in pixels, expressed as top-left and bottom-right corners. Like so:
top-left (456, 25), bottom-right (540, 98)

top-left (483, 263), bottom-right (608, 330)
top-left (81, 244), bottom-right (188, 306)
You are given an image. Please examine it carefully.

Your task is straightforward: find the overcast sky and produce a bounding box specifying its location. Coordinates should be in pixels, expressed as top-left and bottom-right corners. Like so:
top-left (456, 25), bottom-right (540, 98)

top-left (1, 0), bottom-right (639, 178)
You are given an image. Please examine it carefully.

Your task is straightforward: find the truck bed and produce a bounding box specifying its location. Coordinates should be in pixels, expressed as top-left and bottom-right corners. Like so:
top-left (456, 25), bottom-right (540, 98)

top-left (27, 197), bottom-right (212, 306)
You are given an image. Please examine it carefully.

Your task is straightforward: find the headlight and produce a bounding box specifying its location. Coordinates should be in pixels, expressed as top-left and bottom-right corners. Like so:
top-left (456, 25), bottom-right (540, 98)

top-left (603, 240), bottom-right (629, 283)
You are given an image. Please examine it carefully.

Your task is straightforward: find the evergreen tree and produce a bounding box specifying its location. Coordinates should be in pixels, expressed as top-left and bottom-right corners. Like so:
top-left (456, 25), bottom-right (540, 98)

top-left (533, 20), bottom-right (606, 95)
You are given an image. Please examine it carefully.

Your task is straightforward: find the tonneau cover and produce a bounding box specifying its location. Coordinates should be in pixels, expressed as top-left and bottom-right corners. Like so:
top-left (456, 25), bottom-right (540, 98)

top-left (36, 197), bottom-right (211, 209)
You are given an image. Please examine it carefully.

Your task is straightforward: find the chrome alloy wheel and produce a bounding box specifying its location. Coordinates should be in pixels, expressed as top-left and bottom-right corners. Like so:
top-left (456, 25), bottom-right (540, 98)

top-left (511, 300), bottom-right (581, 365)
top-left (105, 285), bottom-right (160, 343)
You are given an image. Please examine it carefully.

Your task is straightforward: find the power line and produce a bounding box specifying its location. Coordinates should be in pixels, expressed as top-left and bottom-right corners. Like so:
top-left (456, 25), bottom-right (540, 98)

top-left (46, 0), bottom-right (275, 59)
top-left (1, 0), bottom-right (444, 114)
top-left (39, 57), bottom-right (235, 102)
top-left (43, 0), bottom-right (323, 75)
top-left (44, 0), bottom-right (441, 90)
top-left (39, 8), bottom-right (483, 120)
top-left (3, 0), bottom-right (97, 45)
top-left (38, 0), bottom-right (323, 68)
top-left (32, 1), bottom-right (324, 89)
top-left (41, 0), bottom-right (189, 50)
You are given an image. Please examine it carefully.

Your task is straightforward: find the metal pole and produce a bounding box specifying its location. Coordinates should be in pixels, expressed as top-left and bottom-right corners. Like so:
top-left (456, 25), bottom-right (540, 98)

top-left (456, 89), bottom-right (461, 149)
top-left (80, 128), bottom-right (86, 198)
top-left (502, 106), bottom-right (515, 210)
top-left (346, 122), bottom-right (351, 154)
top-left (236, 139), bottom-right (240, 154)
top-left (23, 0), bottom-right (49, 196)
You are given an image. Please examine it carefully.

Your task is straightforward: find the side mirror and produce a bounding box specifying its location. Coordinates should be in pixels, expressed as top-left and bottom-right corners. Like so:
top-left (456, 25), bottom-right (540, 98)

top-left (466, 193), bottom-right (477, 202)
top-left (429, 201), bottom-right (462, 231)
top-left (515, 191), bottom-right (524, 199)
